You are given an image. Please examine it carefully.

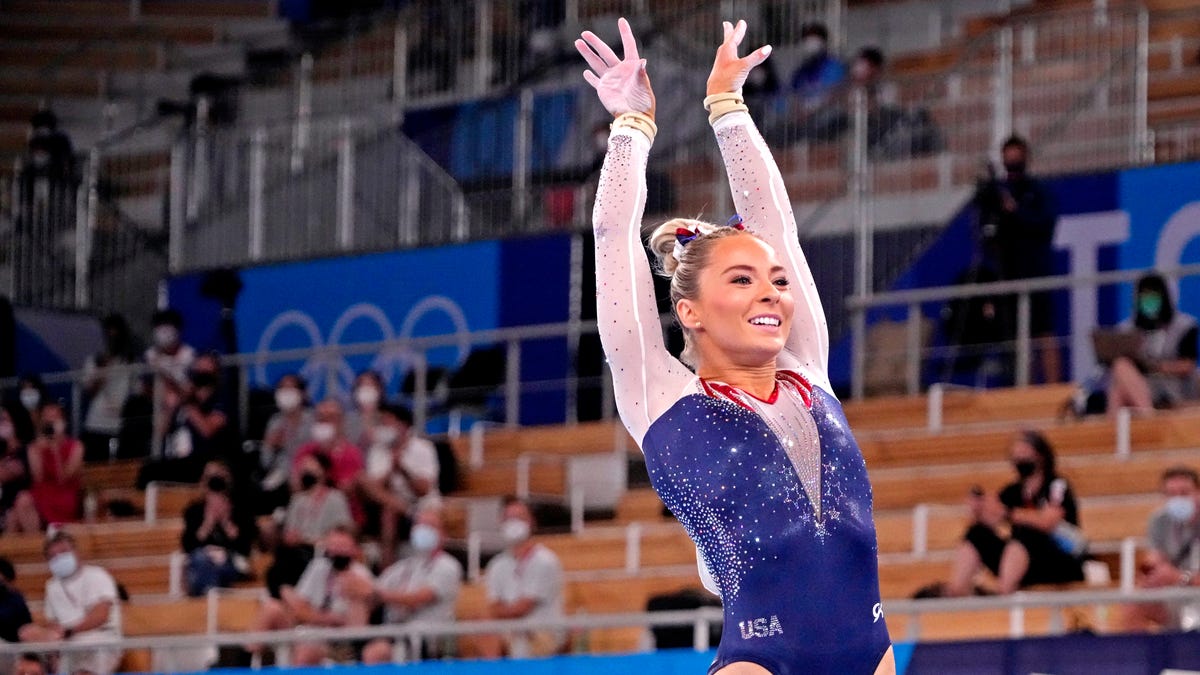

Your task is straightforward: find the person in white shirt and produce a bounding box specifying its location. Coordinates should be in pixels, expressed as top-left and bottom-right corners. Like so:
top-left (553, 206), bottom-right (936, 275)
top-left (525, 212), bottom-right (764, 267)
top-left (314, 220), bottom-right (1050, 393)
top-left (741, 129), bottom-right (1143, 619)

top-left (19, 531), bottom-right (122, 675)
top-left (361, 404), bottom-right (440, 565)
top-left (249, 527), bottom-right (374, 665)
top-left (478, 497), bottom-right (566, 658)
top-left (362, 507), bottom-right (463, 664)
top-left (143, 309), bottom-right (196, 452)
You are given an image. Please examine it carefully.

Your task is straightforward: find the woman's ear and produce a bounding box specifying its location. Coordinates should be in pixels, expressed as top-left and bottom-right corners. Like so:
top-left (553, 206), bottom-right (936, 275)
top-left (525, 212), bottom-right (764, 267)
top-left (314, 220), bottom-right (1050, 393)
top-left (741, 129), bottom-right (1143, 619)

top-left (676, 299), bottom-right (702, 331)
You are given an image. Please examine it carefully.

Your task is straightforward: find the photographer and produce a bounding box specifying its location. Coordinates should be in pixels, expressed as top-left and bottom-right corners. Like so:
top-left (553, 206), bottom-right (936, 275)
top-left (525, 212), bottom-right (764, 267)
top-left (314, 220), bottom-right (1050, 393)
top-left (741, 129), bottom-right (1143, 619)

top-left (971, 135), bottom-right (1061, 383)
top-left (7, 400), bottom-right (82, 532)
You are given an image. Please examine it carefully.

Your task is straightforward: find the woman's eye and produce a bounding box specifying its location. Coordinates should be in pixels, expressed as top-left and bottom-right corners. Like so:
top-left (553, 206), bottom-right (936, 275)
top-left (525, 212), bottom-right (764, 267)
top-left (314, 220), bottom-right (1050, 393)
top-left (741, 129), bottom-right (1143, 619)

top-left (773, 278), bottom-right (790, 287)
top-left (731, 276), bottom-right (752, 285)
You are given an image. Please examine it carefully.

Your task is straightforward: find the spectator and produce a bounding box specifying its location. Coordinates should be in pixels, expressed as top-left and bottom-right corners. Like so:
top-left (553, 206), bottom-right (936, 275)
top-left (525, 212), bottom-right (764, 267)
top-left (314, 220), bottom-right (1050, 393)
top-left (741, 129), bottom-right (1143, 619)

top-left (363, 507), bottom-right (462, 664)
top-left (19, 531), bottom-right (122, 675)
top-left (249, 527), bottom-right (374, 666)
top-left (0, 408), bottom-right (32, 532)
top-left (138, 353), bottom-right (231, 487)
top-left (974, 135), bottom-right (1061, 384)
top-left (24, 110), bottom-right (75, 182)
top-left (144, 309), bottom-right (196, 450)
top-left (292, 399), bottom-right (364, 523)
top-left (946, 431), bottom-right (1084, 595)
top-left (12, 375), bottom-right (47, 444)
top-left (789, 22), bottom-right (846, 112)
top-left (345, 371), bottom-right (385, 450)
top-left (477, 497), bottom-right (565, 658)
top-left (361, 404), bottom-right (440, 565)
top-left (0, 557), bottom-right (33, 643)
top-left (257, 373), bottom-right (313, 514)
top-left (265, 451), bottom-right (354, 596)
top-left (1119, 465), bottom-right (1200, 631)
top-left (81, 315), bottom-right (136, 462)
top-left (14, 653), bottom-right (47, 675)
top-left (8, 401), bottom-right (83, 532)
top-left (181, 461), bottom-right (257, 597)
top-left (1105, 273), bottom-right (1198, 416)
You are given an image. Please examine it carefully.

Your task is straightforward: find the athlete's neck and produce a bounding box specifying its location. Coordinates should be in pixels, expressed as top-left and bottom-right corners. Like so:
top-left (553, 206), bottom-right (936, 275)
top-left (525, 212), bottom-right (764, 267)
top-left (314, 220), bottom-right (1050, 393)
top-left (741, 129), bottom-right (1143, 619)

top-left (697, 362), bottom-right (778, 400)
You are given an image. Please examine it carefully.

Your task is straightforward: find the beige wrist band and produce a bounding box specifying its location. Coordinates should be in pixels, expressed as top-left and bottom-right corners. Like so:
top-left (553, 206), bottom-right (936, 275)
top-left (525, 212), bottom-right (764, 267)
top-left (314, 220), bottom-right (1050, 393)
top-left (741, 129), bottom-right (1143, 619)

top-left (612, 111), bottom-right (657, 144)
top-left (704, 92), bottom-right (749, 125)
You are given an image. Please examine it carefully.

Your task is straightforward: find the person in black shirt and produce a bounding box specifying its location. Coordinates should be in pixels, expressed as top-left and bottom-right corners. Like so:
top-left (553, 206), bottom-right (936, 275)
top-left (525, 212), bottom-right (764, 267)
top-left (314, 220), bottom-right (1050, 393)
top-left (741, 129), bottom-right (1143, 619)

top-left (181, 461), bottom-right (257, 597)
top-left (947, 431), bottom-right (1085, 595)
top-left (975, 135), bottom-right (1061, 383)
top-left (1107, 273), bottom-right (1199, 415)
top-left (0, 556), bottom-right (33, 644)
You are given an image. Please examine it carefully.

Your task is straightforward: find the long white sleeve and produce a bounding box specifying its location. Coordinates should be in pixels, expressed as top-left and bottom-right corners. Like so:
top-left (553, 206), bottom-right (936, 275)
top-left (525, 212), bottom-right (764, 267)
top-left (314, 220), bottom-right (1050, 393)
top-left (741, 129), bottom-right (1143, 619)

top-left (712, 111), bottom-right (831, 393)
top-left (592, 128), bottom-right (695, 446)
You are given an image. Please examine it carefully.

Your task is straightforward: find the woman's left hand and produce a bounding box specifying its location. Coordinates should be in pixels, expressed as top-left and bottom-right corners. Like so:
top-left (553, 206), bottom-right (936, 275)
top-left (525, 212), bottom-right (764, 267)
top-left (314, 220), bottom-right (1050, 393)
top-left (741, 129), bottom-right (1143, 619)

top-left (707, 19), bottom-right (772, 96)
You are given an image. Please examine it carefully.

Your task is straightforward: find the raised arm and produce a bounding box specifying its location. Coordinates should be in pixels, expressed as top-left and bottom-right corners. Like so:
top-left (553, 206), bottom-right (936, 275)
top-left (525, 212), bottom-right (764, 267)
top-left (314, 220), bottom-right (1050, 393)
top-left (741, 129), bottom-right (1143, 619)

top-left (706, 21), bottom-right (831, 391)
top-left (577, 19), bottom-right (694, 444)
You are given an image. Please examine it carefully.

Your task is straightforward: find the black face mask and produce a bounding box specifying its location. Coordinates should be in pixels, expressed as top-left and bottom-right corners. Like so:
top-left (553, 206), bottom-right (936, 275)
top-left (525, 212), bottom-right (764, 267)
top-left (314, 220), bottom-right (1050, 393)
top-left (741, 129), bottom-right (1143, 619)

top-left (190, 372), bottom-right (218, 389)
top-left (1004, 161), bottom-right (1027, 177)
top-left (299, 473), bottom-right (320, 490)
top-left (40, 423), bottom-right (57, 438)
top-left (207, 475), bottom-right (229, 492)
top-left (1014, 460), bottom-right (1038, 478)
top-left (328, 554), bottom-right (352, 571)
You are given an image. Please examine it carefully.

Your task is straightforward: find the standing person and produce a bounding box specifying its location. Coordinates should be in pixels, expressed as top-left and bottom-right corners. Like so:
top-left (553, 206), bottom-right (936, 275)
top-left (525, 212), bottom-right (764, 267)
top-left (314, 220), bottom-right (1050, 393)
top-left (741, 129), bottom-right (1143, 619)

top-left (0, 408), bottom-right (32, 532)
top-left (575, 19), bottom-right (894, 672)
top-left (477, 497), bottom-right (565, 659)
top-left (363, 507), bottom-right (462, 664)
top-left (1119, 466), bottom-right (1200, 631)
top-left (81, 315), bottom-right (136, 462)
top-left (345, 371), bottom-right (386, 450)
top-left (144, 309), bottom-right (196, 451)
top-left (975, 135), bottom-right (1061, 384)
top-left (258, 374), bottom-right (313, 513)
top-left (361, 404), bottom-right (440, 565)
top-left (9, 401), bottom-right (83, 531)
top-left (947, 431), bottom-right (1085, 596)
top-left (19, 531), bottom-right (122, 675)
top-left (181, 461), bottom-right (257, 597)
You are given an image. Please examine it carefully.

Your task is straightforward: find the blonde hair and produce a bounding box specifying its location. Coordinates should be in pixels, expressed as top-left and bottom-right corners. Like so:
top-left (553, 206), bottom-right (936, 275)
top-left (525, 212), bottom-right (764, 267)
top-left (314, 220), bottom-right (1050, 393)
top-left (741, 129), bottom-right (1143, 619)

top-left (647, 218), bottom-right (756, 368)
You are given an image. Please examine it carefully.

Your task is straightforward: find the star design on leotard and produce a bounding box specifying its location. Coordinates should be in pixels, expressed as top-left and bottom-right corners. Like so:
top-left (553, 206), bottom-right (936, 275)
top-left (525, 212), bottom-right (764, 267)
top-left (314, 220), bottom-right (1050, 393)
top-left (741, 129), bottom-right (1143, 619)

top-left (778, 466), bottom-right (806, 507)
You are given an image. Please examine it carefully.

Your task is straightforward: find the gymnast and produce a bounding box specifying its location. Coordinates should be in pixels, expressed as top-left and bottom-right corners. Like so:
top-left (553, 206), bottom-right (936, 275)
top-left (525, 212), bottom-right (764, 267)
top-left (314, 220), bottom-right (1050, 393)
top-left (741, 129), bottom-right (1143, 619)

top-left (576, 18), bottom-right (895, 674)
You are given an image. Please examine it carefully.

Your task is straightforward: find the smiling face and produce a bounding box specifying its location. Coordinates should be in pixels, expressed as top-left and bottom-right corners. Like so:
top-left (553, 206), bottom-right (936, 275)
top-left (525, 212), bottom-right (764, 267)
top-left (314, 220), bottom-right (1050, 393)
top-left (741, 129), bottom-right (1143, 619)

top-left (675, 234), bottom-right (794, 371)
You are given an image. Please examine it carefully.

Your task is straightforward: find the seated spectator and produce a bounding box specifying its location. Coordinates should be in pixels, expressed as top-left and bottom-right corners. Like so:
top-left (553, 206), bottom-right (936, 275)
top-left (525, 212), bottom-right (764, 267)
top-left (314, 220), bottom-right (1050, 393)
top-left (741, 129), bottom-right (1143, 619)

top-left (13, 375), bottom-right (48, 445)
top-left (265, 452), bottom-right (354, 596)
top-left (1119, 466), bottom-right (1200, 631)
top-left (345, 370), bottom-right (386, 450)
top-left (8, 401), bottom-right (82, 532)
top-left (181, 461), bottom-right (257, 597)
top-left (790, 22), bottom-right (846, 112)
top-left (292, 399), bottom-right (364, 524)
top-left (0, 409), bottom-right (32, 532)
top-left (144, 309), bottom-right (196, 450)
top-left (361, 404), bottom-right (440, 565)
top-left (0, 556), bottom-right (33, 643)
top-left (20, 531), bottom-right (122, 675)
top-left (138, 353), bottom-right (231, 487)
top-left (257, 374), bottom-right (313, 514)
top-left (363, 507), bottom-right (462, 664)
top-left (249, 527), bottom-right (374, 666)
top-left (947, 431), bottom-right (1085, 595)
top-left (15, 653), bottom-right (47, 675)
top-left (1105, 273), bottom-right (1198, 416)
top-left (81, 314), bottom-right (136, 462)
top-left (477, 497), bottom-right (565, 658)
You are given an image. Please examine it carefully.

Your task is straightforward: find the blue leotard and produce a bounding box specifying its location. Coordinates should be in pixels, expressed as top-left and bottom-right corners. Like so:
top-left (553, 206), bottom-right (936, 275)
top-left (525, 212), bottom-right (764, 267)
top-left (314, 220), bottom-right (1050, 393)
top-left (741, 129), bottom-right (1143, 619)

top-left (592, 110), bottom-right (891, 673)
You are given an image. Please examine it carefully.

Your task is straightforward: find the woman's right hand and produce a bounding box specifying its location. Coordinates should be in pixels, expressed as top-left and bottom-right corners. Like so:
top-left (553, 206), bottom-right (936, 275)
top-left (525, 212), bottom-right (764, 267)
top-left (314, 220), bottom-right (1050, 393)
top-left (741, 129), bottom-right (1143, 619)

top-left (707, 19), bottom-right (772, 96)
top-left (575, 17), bottom-right (655, 119)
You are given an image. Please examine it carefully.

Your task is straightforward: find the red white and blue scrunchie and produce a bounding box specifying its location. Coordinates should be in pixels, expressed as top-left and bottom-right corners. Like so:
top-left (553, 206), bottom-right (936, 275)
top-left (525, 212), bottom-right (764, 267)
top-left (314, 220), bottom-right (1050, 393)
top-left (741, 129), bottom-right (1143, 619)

top-left (672, 214), bottom-right (745, 262)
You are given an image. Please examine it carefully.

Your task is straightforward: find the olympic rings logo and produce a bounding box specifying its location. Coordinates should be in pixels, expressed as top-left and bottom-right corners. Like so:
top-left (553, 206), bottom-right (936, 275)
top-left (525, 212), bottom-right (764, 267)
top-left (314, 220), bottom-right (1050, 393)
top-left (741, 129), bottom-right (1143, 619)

top-left (253, 296), bottom-right (472, 398)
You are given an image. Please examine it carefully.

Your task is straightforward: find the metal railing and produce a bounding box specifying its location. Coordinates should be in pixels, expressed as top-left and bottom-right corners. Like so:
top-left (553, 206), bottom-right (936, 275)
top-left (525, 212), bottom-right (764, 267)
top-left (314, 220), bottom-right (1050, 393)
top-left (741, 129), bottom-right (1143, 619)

top-left (5, 587), bottom-right (1200, 670)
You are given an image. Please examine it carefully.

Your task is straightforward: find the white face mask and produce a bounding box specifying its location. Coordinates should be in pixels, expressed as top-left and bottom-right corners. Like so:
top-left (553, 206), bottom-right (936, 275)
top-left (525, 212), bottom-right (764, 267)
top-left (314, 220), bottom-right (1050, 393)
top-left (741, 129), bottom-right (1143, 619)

top-left (311, 422), bottom-right (336, 444)
top-left (501, 518), bottom-right (531, 546)
top-left (153, 325), bottom-right (179, 349)
top-left (275, 388), bottom-right (302, 413)
top-left (373, 426), bottom-right (398, 446)
top-left (48, 551), bottom-right (78, 579)
top-left (19, 389), bottom-right (40, 411)
top-left (801, 36), bottom-right (826, 58)
top-left (1166, 495), bottom-right (1197, 523)
top-left (410, 524), bottom-right (440, 552)
top-left (354, 386), bottom-right (380, 409)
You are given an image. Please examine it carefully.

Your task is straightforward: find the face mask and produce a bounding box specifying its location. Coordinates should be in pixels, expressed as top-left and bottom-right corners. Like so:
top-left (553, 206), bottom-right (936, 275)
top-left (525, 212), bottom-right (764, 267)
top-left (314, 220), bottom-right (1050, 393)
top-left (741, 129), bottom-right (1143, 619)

top-left (299, 472), bottom-right (320, 490)
top-left (19, 389), bottom-right (40, 411)
top-left (275, 388), bottom-right (302, 412)
top-left (48, 551), bottom-right (78, 579)
top-left (1014, 460), bottom-right (1038, 478)
top-left (501, 518), bottom-right (531, 546)
top-left (1139, 293), bottom-right (1164, 321)
top-left (190, 372), bottom-right (217, 389)
top-left (311, 422), bottom-right (336, 444)
top-left (328, 554), bottom-right (352, 571)
top-left (153, 325), bottom-right (179, 349)
top-left (850, 60), bottom-right (872, 82)
top-left (354, 386), bottom-right (380, 409)
top-left (1165, 495), bottom-right (1196, 523)
top-left (801, 36), bottom-right (826, 58)
top-left (207, 475), bottom-right (229, 492)
top-left (1003, 161), bottom-right (1027, 177)
top-left (40, 422), bottom-right (62, 438)
top-left (410, 524), bottom-right (440, 552)
top-left (374, 426), bottom-right (398, 446)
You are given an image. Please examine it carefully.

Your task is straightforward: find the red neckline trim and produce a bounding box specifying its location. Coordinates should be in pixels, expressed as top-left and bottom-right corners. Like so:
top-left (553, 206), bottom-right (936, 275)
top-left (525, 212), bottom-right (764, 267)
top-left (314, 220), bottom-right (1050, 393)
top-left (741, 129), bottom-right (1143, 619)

top-left (700, 370), bottom-right (812, 411)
